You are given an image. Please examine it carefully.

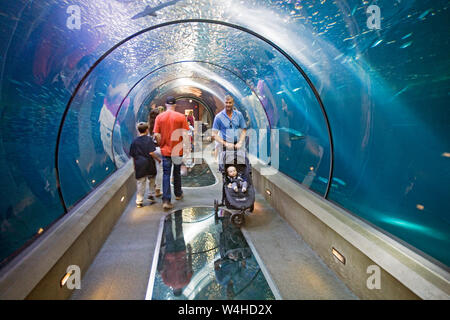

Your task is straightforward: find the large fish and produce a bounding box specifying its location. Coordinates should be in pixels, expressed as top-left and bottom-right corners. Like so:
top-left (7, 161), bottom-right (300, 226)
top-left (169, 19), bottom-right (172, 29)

top-left (131, 0), bottom-right (181, 19)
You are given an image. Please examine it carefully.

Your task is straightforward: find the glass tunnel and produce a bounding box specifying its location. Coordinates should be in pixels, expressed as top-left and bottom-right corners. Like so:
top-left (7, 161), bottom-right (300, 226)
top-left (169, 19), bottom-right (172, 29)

top-left (0, 0), bottom-right (449, 273)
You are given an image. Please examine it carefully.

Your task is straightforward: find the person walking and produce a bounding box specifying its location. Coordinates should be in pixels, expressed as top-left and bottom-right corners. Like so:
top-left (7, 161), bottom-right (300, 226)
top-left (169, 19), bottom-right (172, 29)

top-left (129, 122), bottom-right (161, 208)
top-left (153, 96), bottom-right (190, 209)
top-left (148, 108), bottom-right (163, 197)
top-left (212, 95), bottom-right (247, 152)
top-left (186, 110), bottom-right (195, 127)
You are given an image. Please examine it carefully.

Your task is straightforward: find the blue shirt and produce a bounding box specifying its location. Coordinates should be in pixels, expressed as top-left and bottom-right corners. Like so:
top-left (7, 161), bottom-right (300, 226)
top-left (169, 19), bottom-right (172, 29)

top-left (212, 109), bottom-right (247, 143)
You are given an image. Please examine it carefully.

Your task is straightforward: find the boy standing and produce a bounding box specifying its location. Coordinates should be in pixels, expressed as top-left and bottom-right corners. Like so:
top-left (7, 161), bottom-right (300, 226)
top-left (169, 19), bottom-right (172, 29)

top-left (130, 122), bottom-right (161, 208)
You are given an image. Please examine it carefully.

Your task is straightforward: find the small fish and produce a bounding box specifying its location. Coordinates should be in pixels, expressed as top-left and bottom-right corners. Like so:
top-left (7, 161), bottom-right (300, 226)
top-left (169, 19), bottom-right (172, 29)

top-left (278, 127), bottom-right (304, 138)
top-left (131, 0), bottom-right (181, 19)
top-left (393, 86), bottom-right (409, 98)
top-left (401, 33), bottom-right (412, 40)
top-left (332, 177), bottom-right (346, 186)
top-left (334, 53), bottom-right (344, 60)
top-left (318, 176), bottom-right (328, 184)
top-left (8, 78), bottom-right (22, 86)
top-left (371, 39), bottom-right (383, 48)
top-left (418, 9), bottom-right (431, 20)
top-left (400, 41), bottom-right (412, 49)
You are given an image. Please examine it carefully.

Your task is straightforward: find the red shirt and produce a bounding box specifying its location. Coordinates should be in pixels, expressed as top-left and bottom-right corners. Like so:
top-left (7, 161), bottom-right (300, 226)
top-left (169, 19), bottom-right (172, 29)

top-left (153, 110), bottom-right (189, 157)
top-left (161, 251), bottom-right (193, 289)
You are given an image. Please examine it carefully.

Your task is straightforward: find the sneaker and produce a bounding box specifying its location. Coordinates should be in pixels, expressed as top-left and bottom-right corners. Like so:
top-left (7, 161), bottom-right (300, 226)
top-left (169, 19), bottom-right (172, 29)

top-left (136, 203), bottom-right (143, 208)
top-left (147, 195), bottom-right (156, 204)
top-left (155, 189), bottom-right (162, 197)
top-left (175, 193), bottom-right (184, 200)
top-left (162, 201), bottom-right (173, 210)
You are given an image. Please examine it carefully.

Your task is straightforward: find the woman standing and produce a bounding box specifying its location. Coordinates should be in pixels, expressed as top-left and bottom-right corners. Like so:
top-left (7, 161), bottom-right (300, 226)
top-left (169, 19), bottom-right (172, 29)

top-left (186, 110), bottom-right (195, 128)
top-left (148, 107), bottom-right (164, 197)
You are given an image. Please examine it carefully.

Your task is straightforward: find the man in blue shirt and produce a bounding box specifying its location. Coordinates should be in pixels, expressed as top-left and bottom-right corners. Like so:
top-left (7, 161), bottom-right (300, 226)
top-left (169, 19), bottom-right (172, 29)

top-left (212, 95), bottom-right (247, 151)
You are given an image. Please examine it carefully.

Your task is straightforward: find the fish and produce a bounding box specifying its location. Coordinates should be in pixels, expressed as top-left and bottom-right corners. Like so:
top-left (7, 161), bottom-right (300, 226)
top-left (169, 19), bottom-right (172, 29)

top-left (278, 127), bottom-right (305, 141)
top-left (334, 53), bottom-right (344, 60)
top-left (318, 176), bottom-right (328, 184)
top-left (401, 33), bottom-right (412, 40)
top-left (131, 0), bottom-right (181, 19)
top-left (400, 41), bottom-right (412, 49)
top-left (332, 177), bottom-right (346, 186)
top-left (393, 86), bottom-right (409, 97)
top-left (371, 39), bottom-right (383, 48)
top-left (8, 78), bottom-right (22, 86)
top-left (418, 9), bottom-right (431, 20)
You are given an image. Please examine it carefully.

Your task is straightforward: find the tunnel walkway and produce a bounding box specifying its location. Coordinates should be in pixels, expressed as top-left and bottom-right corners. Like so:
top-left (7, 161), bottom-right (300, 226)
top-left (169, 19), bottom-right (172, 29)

top-left (70, 153), bottom-right (356, 300)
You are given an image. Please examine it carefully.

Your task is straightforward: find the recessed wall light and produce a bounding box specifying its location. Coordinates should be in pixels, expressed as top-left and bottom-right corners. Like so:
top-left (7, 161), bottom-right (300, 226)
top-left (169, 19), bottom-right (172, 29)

top-left (265, 189), bottom-right (272, 196)
top-left (332, 247), bottom-right (346, 265)
top-left (60, 272), bottom-right (72, 287)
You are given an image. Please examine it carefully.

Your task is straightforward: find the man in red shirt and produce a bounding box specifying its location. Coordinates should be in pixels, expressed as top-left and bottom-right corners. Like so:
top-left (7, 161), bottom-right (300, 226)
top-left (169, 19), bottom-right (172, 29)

top-left (153, 96), bottom-right (190, 209)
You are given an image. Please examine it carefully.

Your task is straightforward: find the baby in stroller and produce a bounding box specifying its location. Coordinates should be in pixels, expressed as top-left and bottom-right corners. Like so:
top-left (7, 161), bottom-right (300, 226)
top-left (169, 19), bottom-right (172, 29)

top-left (214, 149), bottom-right (255, 227)
top-left (226, 165), bottom-right (248, 193)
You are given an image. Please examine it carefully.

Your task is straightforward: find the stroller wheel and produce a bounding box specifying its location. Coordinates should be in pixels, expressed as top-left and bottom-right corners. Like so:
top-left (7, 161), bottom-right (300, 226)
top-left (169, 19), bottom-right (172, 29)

top-left (230, 212), bottom-right (245, 227)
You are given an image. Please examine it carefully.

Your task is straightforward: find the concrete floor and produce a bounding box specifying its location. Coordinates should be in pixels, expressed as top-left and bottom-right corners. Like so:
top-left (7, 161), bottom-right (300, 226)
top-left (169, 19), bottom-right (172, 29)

top-left (70, 154), bottom-right (357, 300)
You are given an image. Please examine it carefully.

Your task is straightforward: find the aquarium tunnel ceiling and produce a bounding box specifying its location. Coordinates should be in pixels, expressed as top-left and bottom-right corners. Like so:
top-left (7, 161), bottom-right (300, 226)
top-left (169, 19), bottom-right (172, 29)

top-left (0, 0), bottom-right (449, 268)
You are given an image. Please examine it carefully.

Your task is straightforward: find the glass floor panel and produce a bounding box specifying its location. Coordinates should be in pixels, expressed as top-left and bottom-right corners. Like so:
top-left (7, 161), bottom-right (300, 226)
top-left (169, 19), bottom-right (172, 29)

top-left (178, 160), bottom-right (216, 187)
top-left (150, 207), bottom-right (275, 300)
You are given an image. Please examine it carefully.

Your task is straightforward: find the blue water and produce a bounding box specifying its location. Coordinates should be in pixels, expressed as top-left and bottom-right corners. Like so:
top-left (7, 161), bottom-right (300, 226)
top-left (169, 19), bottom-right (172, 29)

top-left (0, 0), bottom-right (448, 267)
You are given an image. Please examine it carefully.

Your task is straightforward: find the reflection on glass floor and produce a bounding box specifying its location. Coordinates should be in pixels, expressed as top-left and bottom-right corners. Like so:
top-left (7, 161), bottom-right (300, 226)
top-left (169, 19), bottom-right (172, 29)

top-left (151, 207), bottom-right (275, 300)
top-left (178, 160), bottom-right (216, 187)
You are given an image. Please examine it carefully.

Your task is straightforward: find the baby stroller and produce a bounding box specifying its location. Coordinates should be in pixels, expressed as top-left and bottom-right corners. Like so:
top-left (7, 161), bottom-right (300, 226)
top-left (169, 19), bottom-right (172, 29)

top-left (214, 149), bottom-right (255, 227)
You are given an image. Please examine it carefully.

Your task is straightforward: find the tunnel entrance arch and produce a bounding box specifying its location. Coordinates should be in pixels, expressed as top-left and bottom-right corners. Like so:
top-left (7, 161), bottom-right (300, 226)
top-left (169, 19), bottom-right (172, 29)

top-left (56, 19), bottom-right (334, 213)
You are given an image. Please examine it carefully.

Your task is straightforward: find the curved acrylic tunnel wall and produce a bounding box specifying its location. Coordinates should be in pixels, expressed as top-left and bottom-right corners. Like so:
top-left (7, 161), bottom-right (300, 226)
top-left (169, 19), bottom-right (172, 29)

top-left (0, 1), bottom-right (449, 268)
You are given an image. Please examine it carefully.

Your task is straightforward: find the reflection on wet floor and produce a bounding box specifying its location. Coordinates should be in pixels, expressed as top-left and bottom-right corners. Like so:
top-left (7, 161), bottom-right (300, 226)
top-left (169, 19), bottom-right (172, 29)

top-left (178, 161), bottom-right (216, 187)
top-left (151, 207), bottom-right (275, 300)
